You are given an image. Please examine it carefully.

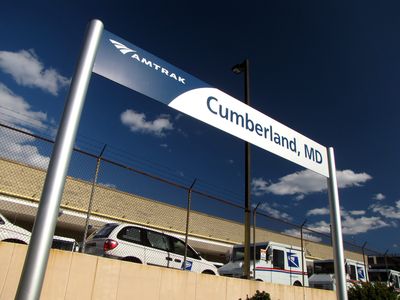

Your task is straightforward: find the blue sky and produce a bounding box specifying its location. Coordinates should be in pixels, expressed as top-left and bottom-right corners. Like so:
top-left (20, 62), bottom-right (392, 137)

top-left (0, 1), bottom-right (399, 253)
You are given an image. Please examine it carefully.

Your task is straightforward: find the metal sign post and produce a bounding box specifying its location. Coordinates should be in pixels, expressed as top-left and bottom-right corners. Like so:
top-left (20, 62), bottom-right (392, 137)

top-left (13, 19), bottom-right (348, 300)
top-left (15, 19), bottom-right (104, 300)
top-left (327, 147), bottom-right (348, 300)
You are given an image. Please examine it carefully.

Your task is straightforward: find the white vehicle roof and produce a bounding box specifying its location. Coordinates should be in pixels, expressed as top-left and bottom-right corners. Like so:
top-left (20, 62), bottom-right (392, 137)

top-left (232, 241), bottom-right (303, 252)
top-left (314, 258), bottom-right (365, 265)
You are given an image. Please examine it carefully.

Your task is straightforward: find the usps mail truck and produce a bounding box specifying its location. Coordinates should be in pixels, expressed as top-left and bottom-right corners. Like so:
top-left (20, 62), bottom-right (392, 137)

top-left (309, 258), bottom-right (368, 290)
top-left (218, 241), bottom-right (308, 286)
top-left (369, 269), bottom-right (400, 293)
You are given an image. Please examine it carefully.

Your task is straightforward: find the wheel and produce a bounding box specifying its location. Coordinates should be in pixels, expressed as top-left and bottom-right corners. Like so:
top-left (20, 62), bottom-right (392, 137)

top-left (122, 257), bottom-right (142, 264)
top-left (293, 281), bottom-right (302, 286)
top-left (3, 239), bottom-right (27, 245)
top-left (202, 270), bottom-right (216, 275)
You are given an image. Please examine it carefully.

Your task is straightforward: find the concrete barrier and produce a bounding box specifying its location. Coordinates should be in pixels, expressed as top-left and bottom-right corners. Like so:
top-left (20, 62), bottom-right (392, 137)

top-left (0, 242), bottom-right (336, 300)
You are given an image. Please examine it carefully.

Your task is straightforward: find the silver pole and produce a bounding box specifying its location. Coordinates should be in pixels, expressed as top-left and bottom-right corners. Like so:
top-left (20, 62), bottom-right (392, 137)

top-left (82, 144), bottom-right (107, 253)
top-left (183, 179), bottom-right (197, 270)
top-left (15, 19), bottom-right (104, 300)
top-left (327, 147), bottom-right (348, 300)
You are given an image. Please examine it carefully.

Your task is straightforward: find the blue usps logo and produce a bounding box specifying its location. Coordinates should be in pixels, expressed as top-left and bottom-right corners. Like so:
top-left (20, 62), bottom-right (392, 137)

top-left (357, 267), bottom-right (365, 279)
top-left (287, 252), bottom-right (300, 268)
top-left (183, 260), bottom-right (193, 271)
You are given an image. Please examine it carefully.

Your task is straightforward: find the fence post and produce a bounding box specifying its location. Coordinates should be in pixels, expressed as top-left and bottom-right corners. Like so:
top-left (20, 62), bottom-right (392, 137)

top-left (183, 179), bottom-right (197, 270)
top-left (300, 219), bottom-right (307, 286)
top-left (361, 241), bottom-right (368, 282)
top-left (252, 202), bottom-right (261, 279)
top-left (82, 144), bottom-right (107, 253)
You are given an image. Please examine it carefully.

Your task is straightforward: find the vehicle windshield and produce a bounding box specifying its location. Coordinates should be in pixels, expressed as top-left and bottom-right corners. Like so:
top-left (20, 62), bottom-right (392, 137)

top-left (369, 271), bottom-right (388, 282)
top-left (231, 245), bottom-right (267, 262)
top-left (314, 262), bottom-right (335, 274)
top-left (93, 224), bottom-right (118, 238)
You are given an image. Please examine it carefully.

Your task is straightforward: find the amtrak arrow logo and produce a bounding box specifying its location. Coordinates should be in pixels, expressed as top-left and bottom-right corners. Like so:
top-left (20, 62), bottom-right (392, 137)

top-left (109, 39), bottom-right (136, 55)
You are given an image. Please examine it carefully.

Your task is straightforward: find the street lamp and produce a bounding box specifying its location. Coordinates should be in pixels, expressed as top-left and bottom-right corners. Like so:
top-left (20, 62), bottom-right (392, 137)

top-left (232, 59), bottom-right (251, 279)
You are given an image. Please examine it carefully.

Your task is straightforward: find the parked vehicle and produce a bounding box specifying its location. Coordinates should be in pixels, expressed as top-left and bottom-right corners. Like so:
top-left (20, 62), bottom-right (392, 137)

top-left (0, 212), bottom-right (78, 251)
top-left (84, 223), bottom-right (219, 275)
top-left (309, 259), bottom-right (368, 290)
top-left (52, 235), bottom-right (80, 252)
top-left (368, 269), bottom-right (400, 292)
top-left (218, 241), bottom-right (308, 286)
top-left (0, 212), bottom-right (30, 244)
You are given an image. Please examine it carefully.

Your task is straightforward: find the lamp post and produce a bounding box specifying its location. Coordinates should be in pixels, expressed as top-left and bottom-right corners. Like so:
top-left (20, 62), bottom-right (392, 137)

top-left (232, 59), bottom-right (251, 279)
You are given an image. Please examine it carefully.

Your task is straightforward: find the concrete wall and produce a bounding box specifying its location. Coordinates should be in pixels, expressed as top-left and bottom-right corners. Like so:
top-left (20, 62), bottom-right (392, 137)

top-left (0, 242), bottom-right (335, 300)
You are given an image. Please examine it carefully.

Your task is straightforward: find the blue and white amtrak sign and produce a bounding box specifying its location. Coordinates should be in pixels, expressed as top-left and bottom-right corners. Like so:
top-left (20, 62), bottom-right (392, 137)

top-left (93, 30), bottom-right (329, 177)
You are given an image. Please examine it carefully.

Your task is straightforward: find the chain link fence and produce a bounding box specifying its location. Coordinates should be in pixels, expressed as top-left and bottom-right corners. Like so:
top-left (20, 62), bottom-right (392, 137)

top-left (0, 122), bottom-right (398, 276)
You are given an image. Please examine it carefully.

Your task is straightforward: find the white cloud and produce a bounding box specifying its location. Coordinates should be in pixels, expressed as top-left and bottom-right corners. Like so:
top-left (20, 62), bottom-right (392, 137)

top-left (373, 193), bottom-right (386, 201)
top-left (349, 210), bottom-right (366, 216)
top-left (0, 49), bottom-right (69, 95)
top-left (0, 83), bottom-right (50, 169)
top-left (369, 201), bottom-right (400, 220)
top-left (306, 209), bottom-right (390, 235)
top-left (282, 228), bottom-right (322, 242)
top-left (98, 182), bottom-right (117, 189)
top-left (306, 207), bottom-right (330, 216)
top-left (121, 109), bottom-right (173, 137)
top-left (252, 169), bottom-right (372, 198)
top-left (255, 202), bottom-right (293, 221)
top-left (0, 127), bottom-right (49, 169)
top-left (160, 143), bottom-right (168, 148)
top-left (0, 83), bottom-right (47, 129)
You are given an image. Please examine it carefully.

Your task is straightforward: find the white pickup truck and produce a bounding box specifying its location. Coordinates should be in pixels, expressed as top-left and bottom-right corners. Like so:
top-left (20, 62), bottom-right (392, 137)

top-left (0, 212), bottom-right (78, 251)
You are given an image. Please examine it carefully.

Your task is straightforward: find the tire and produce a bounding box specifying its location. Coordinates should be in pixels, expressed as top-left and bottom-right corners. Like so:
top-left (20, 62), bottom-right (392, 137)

top-left (293, 281), bottom-right (302, 286)
top-left (3, 239), bottom-right (27, 245)
top-left (202, 270), bottom-right (216, 275)
top-left (122, 257), bottom-right (142, 264)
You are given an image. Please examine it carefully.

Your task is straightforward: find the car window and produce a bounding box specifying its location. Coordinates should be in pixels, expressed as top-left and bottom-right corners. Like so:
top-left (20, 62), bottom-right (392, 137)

top-left (0, 216), bottom-right (4, 225)
top-left (146, 231), bottom-right (169, 251)
top-left (117, 226), bottom-right (142, 244)
top-left (169, 237), bottom-right (198, 259)
top-left (93, 224), bottom-right (118, 238)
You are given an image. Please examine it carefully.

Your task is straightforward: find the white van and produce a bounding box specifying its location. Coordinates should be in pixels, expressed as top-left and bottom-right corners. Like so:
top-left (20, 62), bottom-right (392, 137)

top-left (84, 223), bottom-right (219, 275)
top-left (309, 259), bottom-right (368, 290)
top-left (369, 269), bottom-right (400, 292)
top-left (218, 241), bottom-right (308, 286)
